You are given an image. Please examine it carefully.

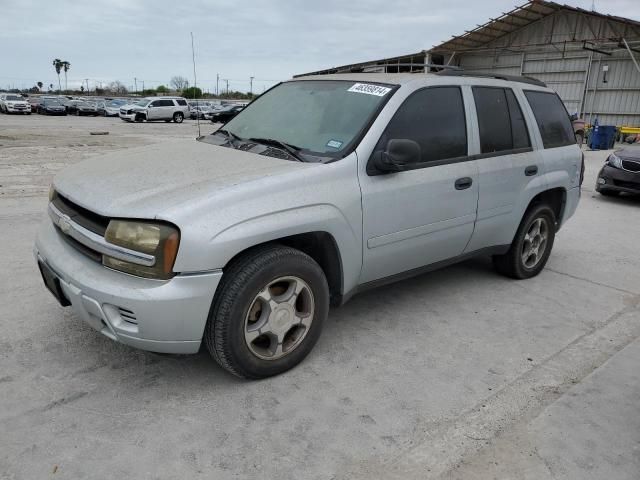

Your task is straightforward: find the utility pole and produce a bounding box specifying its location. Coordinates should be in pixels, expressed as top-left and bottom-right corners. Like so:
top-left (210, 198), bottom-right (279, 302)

top-left (225, 79), bottom-right (229, 96)
top-left (216, 74), bottom-right (219, 96)
top-left (249, 76), bottom-right (254, 96)
top-left (85, 78), bottom-right (89, 95)
top-left (142, 80), bottom-right (145, 92)
top-left (134, 77), bottom-right (138, 95)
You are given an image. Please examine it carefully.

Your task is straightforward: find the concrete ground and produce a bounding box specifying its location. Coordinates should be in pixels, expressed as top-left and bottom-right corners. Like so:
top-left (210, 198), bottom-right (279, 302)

top-left (1, 114), bottom-right (639, 480)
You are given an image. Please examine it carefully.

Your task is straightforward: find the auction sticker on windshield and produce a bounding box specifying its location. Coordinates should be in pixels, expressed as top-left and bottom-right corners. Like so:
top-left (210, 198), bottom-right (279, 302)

top-left (347, 83), bottom-right (392, 96)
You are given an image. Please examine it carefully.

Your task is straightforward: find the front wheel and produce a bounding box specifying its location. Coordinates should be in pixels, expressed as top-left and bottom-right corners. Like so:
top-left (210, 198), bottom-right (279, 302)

top-left (493, 204), bottom-right (556, 279)
top-left (173, 112), bottom-right (184, 123)
top-left (204, 245), bottom-right (329, 379)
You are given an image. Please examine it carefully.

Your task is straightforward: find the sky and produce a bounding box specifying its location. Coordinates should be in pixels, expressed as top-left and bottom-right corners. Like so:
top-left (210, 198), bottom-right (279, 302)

top-left (0, 0), bottom-right (638, 93)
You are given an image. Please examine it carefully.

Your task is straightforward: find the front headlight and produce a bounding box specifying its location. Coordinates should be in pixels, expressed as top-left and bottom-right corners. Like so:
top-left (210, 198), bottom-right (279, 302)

top-left (103, 220), bottom-right (180, 279)
top-left (608, 153), bottom-right (623, 169)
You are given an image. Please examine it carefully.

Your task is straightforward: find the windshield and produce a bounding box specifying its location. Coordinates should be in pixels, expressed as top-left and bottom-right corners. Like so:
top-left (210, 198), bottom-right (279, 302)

top-left (6, 95), bottom-right (22, 101)
top-left (134, 100), bottom-right (148, 107)
top-left (222, 80), bottom-right (394, 157)
top-left (45, 99), bottom-right (63, 105)
top-left (109, 100), bottom-right (126, 106)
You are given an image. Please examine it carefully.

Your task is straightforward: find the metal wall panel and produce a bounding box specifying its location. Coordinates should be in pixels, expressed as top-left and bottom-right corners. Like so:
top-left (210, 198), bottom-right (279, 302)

top-left (455, 10), bottom-right (640, 126)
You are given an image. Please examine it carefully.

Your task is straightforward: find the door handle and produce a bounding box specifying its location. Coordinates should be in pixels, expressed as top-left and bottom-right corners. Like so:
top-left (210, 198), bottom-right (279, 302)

top-left (525, 165), bottom-right (538, 176)
top-left (454, 177), bottom-right (473, 190)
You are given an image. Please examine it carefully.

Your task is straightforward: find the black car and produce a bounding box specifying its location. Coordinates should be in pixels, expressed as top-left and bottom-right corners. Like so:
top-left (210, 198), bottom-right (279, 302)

top-left (210, 105), bottom-right (244, 123)
top-left (596, 146), bottom-right (640, 196)
top-left (37, 98), bottom-right (67, 115)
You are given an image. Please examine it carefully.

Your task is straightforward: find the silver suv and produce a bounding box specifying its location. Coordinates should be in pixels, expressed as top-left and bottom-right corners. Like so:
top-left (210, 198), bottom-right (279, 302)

top-left (119, 96), bottom-right (189, 123)
top-left (35, 73), bottom-right (583, 378)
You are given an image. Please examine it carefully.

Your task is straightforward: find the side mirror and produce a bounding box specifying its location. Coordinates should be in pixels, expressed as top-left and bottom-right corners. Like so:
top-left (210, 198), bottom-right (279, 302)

top-left (373, 139), bottom-right (422, 173)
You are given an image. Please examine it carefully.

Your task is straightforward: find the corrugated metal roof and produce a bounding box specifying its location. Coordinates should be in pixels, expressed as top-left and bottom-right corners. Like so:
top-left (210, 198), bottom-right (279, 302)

top-left (430, 0), bottom-right (640, 53)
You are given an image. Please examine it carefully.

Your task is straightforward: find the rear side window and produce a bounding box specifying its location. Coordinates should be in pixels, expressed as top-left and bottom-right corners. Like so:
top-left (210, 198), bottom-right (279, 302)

top-left (524, 91), bottom-right (575, 148)
top-left (376, 86), bottom-right (467, 164)
top-left (176, 99), bottom-right (187, 106)
top-left (473, 87), bottom-right (531, 154)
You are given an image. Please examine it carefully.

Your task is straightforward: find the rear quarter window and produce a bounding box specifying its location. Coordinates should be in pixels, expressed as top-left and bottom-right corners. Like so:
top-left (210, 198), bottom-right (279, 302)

top-left (524, 91), bottom-right (575, 148)
top-left (176, 99), bottom-right (187, 106)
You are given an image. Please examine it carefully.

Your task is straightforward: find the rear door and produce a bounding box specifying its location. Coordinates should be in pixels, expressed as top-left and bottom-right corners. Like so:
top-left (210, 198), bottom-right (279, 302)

top-left (464, 86), bottom-right (546, 252)
top-left (358, 86), bottom-right (479, 284)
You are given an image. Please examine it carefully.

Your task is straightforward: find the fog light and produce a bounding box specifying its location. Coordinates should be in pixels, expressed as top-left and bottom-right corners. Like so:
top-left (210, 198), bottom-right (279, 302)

top-left (598, 177), bottom-right (606, 185)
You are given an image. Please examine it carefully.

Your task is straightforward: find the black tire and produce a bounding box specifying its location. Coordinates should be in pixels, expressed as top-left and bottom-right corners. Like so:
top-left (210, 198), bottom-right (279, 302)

top-left (173, 112), bottom-right (184, 123)
top-left (204, 245), bottom-right (329, 379)
top-left (76, 110), bottom-right (81, 116)
top-left (493, 204), bottom-right (556, 279)
top-left (134, 113), bottom-right (144, 122)
top-left (599, 189), bottom-right (619, 197)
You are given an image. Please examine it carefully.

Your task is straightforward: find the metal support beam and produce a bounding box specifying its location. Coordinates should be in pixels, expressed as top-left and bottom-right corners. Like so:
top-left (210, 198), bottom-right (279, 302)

top-left (621, 38), bottom-right (640, 73)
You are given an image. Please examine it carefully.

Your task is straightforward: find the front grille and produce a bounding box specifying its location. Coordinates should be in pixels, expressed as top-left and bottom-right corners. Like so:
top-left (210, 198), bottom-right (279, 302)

top-left (52, 193), bottom-right (109, 235)
top-left (613, 179), bottom-right (640, 190)
top-left (622, 160), bottom-right (640, 173)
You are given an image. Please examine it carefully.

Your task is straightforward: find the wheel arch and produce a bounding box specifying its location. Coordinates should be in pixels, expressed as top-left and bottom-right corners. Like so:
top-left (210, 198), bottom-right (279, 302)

top-left (222, 232), bottom-right (345, 307)
top-left (524, 187), bottom-right (567, 230)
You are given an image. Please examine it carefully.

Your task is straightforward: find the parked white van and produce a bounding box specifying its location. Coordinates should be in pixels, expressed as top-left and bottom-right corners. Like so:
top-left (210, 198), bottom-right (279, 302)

top-left (119, 97), bottom-right (189, 123)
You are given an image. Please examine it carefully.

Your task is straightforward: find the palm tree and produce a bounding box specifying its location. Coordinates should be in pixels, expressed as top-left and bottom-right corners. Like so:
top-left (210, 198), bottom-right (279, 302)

top-left (37, 81), bottom-right (43, 91)
top-left (52, 59), bottom-right (63, 92)
top-left (61, 61), bottom-right (71, 91)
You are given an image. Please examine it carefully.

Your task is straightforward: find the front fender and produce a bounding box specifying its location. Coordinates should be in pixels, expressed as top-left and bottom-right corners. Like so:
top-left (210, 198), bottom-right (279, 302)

top-left (179, 204), bottom-right (362, 295)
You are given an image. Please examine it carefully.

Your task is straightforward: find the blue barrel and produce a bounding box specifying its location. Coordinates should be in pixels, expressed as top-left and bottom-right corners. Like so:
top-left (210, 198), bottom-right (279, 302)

top-left (589, 125), bottom-right (617, 150)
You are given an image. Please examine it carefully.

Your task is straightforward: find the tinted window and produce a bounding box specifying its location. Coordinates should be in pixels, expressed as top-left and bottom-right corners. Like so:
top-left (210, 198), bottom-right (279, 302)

top-left (474, 87), bottom-right (512, 153)
top-left (524, 91), bottom-right (575, 148)
top-left (158, 99), bottom-right (174, 107)
top-left (176, 99), bottom-right (187, 106)
top-left (505, 90), bottom-right (531, 149)
top-left (376, 86), bottom-right (467, 163)
top-left (150, 100), bottom-right (162, 107)
top-left (474, 87), bottom-right (531, 154)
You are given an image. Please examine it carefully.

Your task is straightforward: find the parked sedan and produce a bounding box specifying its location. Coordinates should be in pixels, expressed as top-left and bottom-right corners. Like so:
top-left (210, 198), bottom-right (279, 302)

top-left (97, 99), bottom-right (128, 117)
top-left (596, 146), bottom-right (640, 196)
top-left (209, 104), bottom-right (244, 123)
top-left (190, 105), bottom-right (213, 120)
top-left (37, 98), bottom-right (67, 115)
top-left (75, 101), bottom-right (99, 116)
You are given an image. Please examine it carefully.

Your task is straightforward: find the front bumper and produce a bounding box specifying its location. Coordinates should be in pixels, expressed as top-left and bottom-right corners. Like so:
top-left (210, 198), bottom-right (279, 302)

top-left (6, 105), bottom-right (31, 113)
top-left (596, 165), bottom-right (640, 194)
top-left (35, 219), bottom-right (222, 354)
top-left (119, 112), bottom-right (137, 121)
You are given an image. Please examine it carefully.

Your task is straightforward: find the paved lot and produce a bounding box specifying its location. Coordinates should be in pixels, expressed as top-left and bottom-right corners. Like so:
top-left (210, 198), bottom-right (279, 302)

top-left (1, 114), bottom-right (639, 479)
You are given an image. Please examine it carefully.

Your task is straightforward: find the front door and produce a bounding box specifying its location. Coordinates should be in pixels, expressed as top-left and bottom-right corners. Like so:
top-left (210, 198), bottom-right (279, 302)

top-left (358, 86), bottom-right (479, 284)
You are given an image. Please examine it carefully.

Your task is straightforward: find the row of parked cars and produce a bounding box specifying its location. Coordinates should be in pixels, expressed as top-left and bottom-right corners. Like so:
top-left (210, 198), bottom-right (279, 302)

top-left (0, 93), bottom-right (247, 124)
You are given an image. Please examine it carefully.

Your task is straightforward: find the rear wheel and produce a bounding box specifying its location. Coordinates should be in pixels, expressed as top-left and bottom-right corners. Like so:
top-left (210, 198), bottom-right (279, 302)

top-left (173, 112), bottom-right (184, 123)
top-left (204, 245), bottom-right (329, 379)
top-left (493, 204), bottom-right (556, 279)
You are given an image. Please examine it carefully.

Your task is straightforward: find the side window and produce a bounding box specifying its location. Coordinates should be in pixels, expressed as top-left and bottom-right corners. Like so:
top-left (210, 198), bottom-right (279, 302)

top-left (473, 87), bottom-right (531, 154)
top-left (375, 86), bottom-right (467, 164)
top-left (524, 91), bottom-right (575, 148)
top-left (176, 99), bottom-right (187, 106)
top-left (150, 100), bottom-right (161, 107)
top-left (505, 90), bottom-right (531, 149)
top-left (158, 99), bottom-right (174, 107)
top-left (474, 87), bottom-right (511, 153)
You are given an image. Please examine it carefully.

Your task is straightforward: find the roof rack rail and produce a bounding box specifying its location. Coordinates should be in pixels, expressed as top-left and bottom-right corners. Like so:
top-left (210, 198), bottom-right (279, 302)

top-left (435, 70), bottom-right (546, 87)
top-left (294, 63), bottom-right (462, 77)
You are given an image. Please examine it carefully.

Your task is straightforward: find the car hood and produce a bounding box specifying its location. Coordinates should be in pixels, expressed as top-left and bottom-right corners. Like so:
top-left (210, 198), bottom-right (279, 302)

top-left (53, 138), bottom-right (314, 220)
top-left (616, 146), bottom-right (640, 160)
top-left (6, 100), bottom-right (28, 105)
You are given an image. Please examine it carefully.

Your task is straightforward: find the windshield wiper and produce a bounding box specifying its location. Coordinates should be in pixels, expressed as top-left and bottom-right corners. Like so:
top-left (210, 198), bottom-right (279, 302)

top-left (248, 137), bottom-right (304, 162)
top-left (216, 128), bottom-right (243, 147)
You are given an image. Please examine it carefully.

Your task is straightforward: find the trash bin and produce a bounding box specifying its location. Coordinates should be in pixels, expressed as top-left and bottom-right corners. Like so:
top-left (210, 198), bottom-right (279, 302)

top-left (589, 125), bottom-right (617, 150)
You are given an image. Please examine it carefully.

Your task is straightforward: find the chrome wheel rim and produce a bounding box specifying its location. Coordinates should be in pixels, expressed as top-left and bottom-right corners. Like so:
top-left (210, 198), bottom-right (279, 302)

top-left (521, 217), bottom-right (549, 269)
top-left (244, 276), bottom-right (314, 360)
